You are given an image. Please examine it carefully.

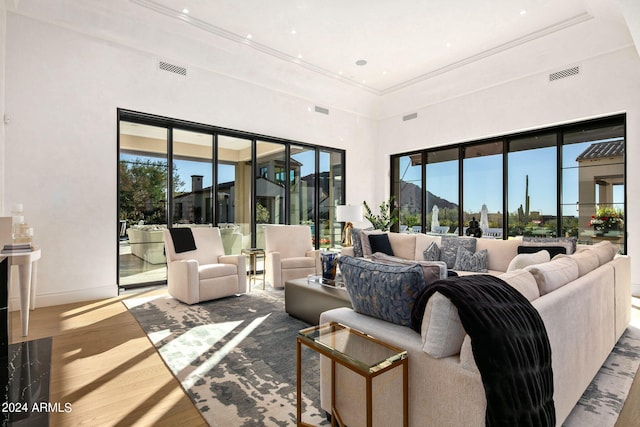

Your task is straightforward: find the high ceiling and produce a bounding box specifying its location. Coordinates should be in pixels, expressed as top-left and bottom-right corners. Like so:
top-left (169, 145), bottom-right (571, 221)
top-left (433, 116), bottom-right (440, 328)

top-left (4, 0), bottom-right (636, 113)
top-left (129, 0), bottom-right (631, 95)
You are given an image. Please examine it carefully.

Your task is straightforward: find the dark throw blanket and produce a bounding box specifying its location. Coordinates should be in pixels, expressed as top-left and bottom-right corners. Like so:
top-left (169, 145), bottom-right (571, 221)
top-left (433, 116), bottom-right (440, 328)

top-left (410, 274), bottom-right (555, 427)
top-left (168, 228), bottom-right (197, 253)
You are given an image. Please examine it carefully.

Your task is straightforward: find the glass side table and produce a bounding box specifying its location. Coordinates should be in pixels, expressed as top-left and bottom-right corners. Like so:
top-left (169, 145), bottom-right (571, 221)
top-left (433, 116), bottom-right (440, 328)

top-left (241, 248), bottom-right (265, 290)
top-left (296, 322), bottom-right (408, 427)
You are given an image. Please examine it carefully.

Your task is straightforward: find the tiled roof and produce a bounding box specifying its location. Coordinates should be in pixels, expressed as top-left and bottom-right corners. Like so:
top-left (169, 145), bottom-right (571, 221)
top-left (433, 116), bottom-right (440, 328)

top-left (576, 139), bottom-right (624, 161)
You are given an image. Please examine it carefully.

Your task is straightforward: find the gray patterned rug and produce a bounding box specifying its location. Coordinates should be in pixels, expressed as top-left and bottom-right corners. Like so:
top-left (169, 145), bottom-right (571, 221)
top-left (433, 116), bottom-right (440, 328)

top-left (124, 288), bottom-right (328, 426)
top-left (124, 289), bottom-right (640, 427)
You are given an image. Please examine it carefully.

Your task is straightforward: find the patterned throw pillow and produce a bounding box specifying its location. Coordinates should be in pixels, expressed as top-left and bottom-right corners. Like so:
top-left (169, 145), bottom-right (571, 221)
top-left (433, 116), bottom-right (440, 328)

top-left (338, 256), bottom-right (427, 327)
top-left (440, 236), bottom-right (477, 269)
top-left (453, 247), bottom-right (488, 273)
top-left (350, 227), bottom-right (372, 257)
top-left (423, 241), bottom-right (441, 262)
top-left (522, 236), bottom-right (577, 254)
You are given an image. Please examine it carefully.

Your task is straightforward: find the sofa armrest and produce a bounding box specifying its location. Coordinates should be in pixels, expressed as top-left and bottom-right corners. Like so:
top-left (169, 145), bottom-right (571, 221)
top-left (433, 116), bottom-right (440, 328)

top-left (167, 259), bottom-right (199, 304)
top-left (266, 251), bottom-right (281, 288)
top-left (219, 254), bottom-right (248, 293)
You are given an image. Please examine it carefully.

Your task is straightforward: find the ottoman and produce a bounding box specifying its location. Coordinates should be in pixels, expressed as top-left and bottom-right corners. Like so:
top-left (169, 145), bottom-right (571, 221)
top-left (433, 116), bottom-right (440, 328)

top-left (284, 278), bottom-right (352, 325)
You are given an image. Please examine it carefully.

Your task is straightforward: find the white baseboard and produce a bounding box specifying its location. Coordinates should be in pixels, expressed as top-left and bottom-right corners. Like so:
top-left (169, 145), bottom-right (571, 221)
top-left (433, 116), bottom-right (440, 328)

top-left (8, 285), bottom-right (119, 311)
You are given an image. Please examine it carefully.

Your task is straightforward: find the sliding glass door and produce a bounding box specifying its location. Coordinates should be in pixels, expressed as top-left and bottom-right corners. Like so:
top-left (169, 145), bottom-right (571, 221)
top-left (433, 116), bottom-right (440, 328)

top-left (118, 110), bottom-right (346, 288)
top-left (118, 121), bottom-right (169, 287)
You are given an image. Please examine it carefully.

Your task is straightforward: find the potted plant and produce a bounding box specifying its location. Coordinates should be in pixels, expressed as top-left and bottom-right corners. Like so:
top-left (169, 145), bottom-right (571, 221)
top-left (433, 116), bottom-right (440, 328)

top-left (363, 196), bottom-right (399, 231)
top-left (589, 207), bottom-right (624, 233)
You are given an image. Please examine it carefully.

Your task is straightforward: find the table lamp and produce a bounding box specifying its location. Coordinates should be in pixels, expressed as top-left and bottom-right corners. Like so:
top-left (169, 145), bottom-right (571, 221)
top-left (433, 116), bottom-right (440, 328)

top-left (336, 205), bottom-right (363, 247)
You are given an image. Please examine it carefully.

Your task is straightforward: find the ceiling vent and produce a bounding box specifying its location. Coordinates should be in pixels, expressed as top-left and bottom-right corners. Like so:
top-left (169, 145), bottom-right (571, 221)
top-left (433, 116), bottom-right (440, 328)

top-left (403, 112), bottom-right (418, 121)
top-left (158, 60), bottom-right (187, 76)
top-left (549, 66), bottom-right (579, 82)
top-left (314, 106), bottom-right (329, 115)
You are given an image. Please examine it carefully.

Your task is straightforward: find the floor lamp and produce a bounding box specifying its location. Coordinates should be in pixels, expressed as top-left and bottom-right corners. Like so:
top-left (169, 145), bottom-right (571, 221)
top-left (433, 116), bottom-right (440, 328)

top-left (336, 205), bottom-right (363, 247)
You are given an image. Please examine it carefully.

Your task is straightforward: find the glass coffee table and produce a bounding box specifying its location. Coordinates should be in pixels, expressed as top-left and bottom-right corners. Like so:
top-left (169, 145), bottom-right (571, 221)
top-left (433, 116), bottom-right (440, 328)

top-left (296, 322), bottom-right (408, 427)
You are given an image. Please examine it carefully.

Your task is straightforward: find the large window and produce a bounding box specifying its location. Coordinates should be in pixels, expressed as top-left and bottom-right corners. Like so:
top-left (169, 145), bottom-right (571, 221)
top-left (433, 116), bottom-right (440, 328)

top-left (118, 110), bottom-right (345, 288)
top-left (390, 115), bottom-right (626, 253)
top-left (462, 141), bottom-right (504, 236)
top-left (507, 133), bottom-right (557, 238)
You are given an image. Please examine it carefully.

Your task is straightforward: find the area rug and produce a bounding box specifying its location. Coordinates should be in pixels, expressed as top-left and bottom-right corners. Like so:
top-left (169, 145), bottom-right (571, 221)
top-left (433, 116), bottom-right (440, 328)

top-left (563, 325), bottom-right (640, 426)
top-left (123, 288), bottom-right (328, 426)
top-left (125, 289), bottom-right (640, 427)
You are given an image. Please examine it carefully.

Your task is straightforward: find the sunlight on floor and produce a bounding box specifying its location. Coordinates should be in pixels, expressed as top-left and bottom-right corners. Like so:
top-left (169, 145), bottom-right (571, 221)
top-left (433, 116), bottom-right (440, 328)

top-left (181, 313), bottom-right (271, 389)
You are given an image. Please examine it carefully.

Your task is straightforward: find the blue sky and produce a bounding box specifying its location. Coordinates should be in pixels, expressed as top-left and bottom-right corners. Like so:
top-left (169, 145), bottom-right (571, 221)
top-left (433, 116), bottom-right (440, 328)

top-left (399, 139), bottom-right (624, 216)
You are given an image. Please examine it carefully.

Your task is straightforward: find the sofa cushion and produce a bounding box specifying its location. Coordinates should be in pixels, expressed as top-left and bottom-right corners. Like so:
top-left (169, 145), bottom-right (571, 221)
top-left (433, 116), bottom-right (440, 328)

top-left (498, 269), bottom-right (540, 301)
top-left (338, 256), bottom-right (427, 326)
top-left (524, 257), bottom-right (579, 295)
top-left (423, 241), bottom-right (441, 262)
top-left (440, 236), bottom-right (476, 269)
top-left (553, 250), bottom-right (600, 277)
top-left (387, 232), bottom-right (417, 260)
top-left (578, 241), bottom-right (618, 265)
top-left (421, 292), bottom-right (466, 358)
top-left (370, 252), bottom-right (447, 283)
top-left (453, 247), bottom-right (488, 273)
top-left (199, 263), bottom-right (238, 279)
top-left (522, 236), bottom-right (577, 254)
top-left (369, 233), bottom-right (394, 256)
top-left (506, 250), bottom-right (550, 272)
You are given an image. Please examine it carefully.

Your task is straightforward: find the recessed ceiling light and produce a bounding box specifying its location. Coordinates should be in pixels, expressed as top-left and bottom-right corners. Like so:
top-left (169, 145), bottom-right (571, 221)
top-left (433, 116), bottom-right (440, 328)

top-left (446, 42), bottom-right (452, 48)
top-left (520, 10), bottom-right (527, 15)
top-left (182, 8), bottom-right (189, 14)
top-left (291, 29), bottom-right (297, 35)
top-left (246, 33), bottom-right (253, 39)
top-left (382, 70), bottom-right (388, 75)
top-left (355, 59), bottom-right (367, 66)
top-left (297, 53), bottom-right (303, 59)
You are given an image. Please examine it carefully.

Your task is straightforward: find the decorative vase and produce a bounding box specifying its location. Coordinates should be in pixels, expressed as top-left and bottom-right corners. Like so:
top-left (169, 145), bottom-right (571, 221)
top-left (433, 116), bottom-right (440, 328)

top-left (321, 252), bottom-right (338, 281)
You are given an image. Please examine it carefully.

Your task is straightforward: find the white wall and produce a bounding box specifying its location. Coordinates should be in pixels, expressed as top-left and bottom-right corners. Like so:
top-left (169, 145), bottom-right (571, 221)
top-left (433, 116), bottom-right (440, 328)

top-left (377, 46), bottom-right (640, 289)
top-left (2, 13), bottom-right (377, 307)
top-left (0, 3), bottom-right (6, 216)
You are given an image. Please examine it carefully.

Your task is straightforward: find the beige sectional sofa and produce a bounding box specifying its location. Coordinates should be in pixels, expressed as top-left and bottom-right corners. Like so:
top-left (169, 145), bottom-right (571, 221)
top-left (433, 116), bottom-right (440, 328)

top-left (342, 231), bottom-right (523, 275)
top-left (323, 236), bottom-right (631, 426)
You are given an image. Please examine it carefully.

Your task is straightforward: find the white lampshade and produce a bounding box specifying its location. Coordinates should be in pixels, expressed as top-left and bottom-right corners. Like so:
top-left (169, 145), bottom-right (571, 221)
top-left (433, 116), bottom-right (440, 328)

top-left (336, 205), bottom-right (363, 223)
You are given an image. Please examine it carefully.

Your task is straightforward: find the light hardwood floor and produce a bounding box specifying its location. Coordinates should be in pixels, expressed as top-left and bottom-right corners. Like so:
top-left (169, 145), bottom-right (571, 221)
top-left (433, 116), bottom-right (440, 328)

top-left (10, 288), bottom-right (206, 427)
top-left (9, 290), bottom-right (640, 427)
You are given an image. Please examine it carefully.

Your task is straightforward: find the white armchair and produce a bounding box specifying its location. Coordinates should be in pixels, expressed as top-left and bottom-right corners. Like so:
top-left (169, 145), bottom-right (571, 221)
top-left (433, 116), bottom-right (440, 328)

top-left (265, 225), bottom-right (321, 288)
top-left (163, 227), bottom-right (247, 304)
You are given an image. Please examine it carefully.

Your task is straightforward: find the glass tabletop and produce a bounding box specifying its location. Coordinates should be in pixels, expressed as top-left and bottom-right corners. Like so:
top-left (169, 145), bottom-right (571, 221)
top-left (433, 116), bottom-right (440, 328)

top-left (298, 322), bottom-right (406, 373)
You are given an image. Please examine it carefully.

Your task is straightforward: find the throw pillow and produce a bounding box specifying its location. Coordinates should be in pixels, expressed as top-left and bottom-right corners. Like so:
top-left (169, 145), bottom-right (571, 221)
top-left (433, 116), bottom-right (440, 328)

top-left (368, 233), bottom-right (394, 256)
top-left (350, 227), bottom-right (373, 257)
top-left (517, 245), bottom-right (567, 258)
top-left (370, 252), bottom-right (447, 283)
top-left (421, 292), bottom-right (466, 359)
top-left (169, 228), bottom-right (197, 253)
top-left (522, 236), bottom-right (577, 254)
top-left (440, 236), bottom-right (477, 269)
top-left (453, 247), bottom-right (488, 273)
top-left (360, 229), bottom-right (386, 257)
top-left (506, 250), bottom-right (550, 272)
top-left (423, 241), bottom-right (441, 262)
top-left (338, 256), bottom-right (427, 327)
